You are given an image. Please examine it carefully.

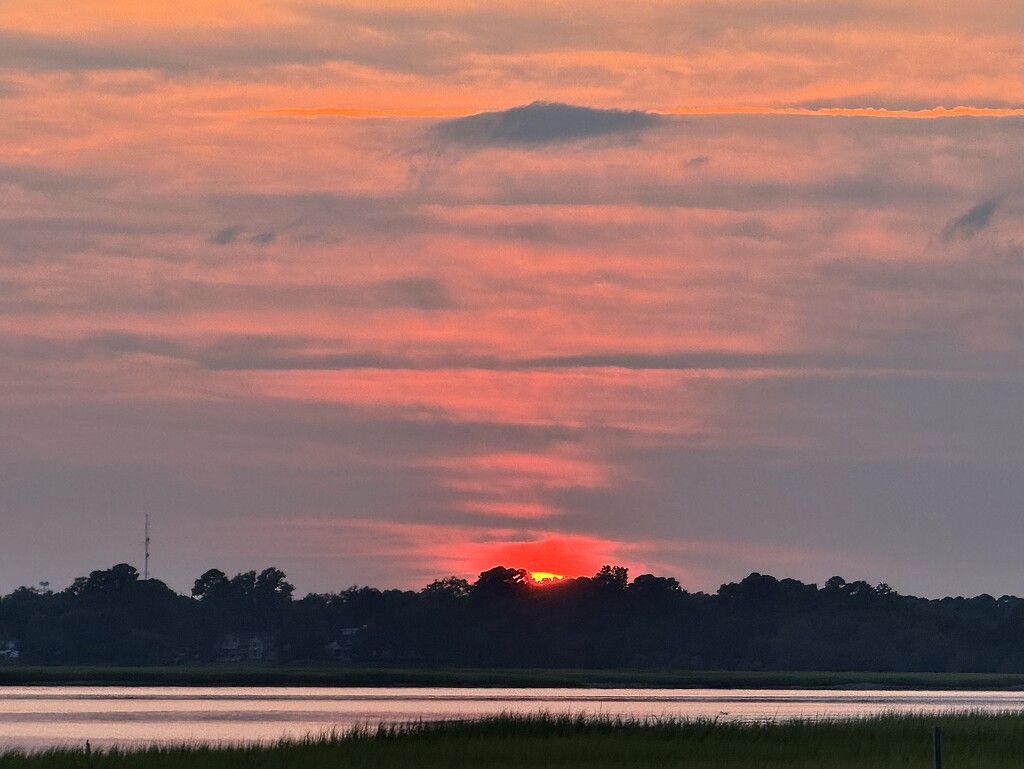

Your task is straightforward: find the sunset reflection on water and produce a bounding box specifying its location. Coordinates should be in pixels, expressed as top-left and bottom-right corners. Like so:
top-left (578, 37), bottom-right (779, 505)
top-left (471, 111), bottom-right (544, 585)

top-left (2, 687), bottom-right (1024, 750)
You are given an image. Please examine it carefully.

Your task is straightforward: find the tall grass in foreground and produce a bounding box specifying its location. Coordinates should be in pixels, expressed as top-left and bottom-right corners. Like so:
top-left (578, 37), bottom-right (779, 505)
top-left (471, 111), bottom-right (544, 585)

top-left (3, 711), bottom-right (1023, 768)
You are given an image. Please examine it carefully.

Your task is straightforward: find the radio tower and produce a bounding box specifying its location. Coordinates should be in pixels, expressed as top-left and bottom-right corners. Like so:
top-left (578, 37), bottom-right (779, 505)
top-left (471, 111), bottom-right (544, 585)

top-left (144, 514), bottom-right (151, 580)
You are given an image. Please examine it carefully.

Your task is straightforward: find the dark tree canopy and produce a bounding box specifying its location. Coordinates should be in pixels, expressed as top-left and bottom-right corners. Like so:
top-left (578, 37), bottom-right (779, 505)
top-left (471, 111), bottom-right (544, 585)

top-left (3, 563), bottom-right (1024, 672)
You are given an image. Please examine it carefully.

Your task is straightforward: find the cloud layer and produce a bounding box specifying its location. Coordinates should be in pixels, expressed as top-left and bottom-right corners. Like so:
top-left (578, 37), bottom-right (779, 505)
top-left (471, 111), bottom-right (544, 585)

top-left (1, 1), bottom-right (1023, 598)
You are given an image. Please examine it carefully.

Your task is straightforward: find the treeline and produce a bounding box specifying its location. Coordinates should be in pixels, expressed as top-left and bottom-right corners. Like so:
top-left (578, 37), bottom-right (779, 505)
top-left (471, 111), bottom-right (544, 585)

top-left (2, 563), bottom-right (1024, 672)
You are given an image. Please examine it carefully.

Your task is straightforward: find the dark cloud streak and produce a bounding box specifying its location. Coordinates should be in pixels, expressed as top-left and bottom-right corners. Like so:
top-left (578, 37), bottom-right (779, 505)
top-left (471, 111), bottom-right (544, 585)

top-left (0, 277), bottom-right (455, 316)
top-left (431, 102), bottom-right (663, 147)
top-left (941, 198), bottom-right (999, 243)
top-left (209, 226), bottom-right (243, 245)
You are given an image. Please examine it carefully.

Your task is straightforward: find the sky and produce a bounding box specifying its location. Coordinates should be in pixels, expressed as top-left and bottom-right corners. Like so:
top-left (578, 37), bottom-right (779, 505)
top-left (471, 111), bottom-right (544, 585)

top-left (1, 0), bottom-right (1023, 599)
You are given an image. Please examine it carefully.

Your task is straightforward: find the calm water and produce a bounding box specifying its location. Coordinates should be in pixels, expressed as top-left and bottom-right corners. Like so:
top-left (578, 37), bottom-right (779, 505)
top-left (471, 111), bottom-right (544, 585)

top-left (2, 686), bottom-right (1024, 750)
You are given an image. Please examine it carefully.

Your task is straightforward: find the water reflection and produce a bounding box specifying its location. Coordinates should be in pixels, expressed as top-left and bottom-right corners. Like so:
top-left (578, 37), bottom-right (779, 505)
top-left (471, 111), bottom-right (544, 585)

top-left (2, 687), bottom-right (1023, 750)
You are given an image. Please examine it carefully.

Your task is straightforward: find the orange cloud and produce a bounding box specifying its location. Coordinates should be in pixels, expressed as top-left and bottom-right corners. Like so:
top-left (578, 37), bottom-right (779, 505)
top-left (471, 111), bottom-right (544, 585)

top-left (3, 0), bottom-right (295, 32)
top-left (450, 500), bottom-right (562, 520)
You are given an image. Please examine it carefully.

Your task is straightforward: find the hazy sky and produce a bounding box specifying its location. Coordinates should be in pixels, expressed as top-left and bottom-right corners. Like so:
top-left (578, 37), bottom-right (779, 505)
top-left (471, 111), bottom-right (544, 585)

top-left (2, 0), bottom-right (1023, 598)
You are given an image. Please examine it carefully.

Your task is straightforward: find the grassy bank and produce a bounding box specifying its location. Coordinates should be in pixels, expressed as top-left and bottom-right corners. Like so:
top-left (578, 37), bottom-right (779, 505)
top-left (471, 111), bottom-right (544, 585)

top-left (2, 712), bottom-right (1023, 768)
top-left (4, 665), bottom-right (1024, 690)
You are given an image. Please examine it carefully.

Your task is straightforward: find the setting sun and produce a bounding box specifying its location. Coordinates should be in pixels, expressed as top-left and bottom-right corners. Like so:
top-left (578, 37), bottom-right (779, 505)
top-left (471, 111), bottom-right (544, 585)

top-left (529, 571), bottom-right (566, 584)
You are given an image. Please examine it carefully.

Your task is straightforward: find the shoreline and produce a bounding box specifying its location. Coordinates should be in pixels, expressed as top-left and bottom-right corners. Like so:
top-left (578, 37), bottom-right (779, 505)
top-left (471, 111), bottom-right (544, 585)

top-left (4, 666), bottom-right (1024, 690)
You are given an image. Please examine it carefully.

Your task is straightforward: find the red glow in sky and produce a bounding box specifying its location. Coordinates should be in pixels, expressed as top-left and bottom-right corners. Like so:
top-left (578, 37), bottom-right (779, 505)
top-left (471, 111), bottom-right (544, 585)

top-left (529, 571), bottom-right (566, 584)
top-left (0, 0), bottom-right (1022, 598)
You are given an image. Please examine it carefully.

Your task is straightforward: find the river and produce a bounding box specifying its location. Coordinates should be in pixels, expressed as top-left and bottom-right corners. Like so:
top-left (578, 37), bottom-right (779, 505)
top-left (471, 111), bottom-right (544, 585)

top-left (2, 686), bottom-right (1024, 750)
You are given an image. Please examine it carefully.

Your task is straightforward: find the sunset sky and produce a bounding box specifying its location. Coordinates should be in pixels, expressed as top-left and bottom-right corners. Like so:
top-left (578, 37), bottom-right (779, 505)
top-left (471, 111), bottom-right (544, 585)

top-left (2, 0), bottom-right (1022, 598)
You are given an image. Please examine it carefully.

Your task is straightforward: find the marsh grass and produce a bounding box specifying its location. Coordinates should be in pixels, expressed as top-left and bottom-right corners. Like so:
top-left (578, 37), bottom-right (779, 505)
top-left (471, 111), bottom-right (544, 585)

top-left (3, 711), bottom-right (1023, 768)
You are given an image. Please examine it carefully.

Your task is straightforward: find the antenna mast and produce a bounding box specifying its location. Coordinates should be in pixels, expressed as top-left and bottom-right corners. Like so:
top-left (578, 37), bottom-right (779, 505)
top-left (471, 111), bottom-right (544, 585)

top-left (144, 513), bottom-right (151, 580)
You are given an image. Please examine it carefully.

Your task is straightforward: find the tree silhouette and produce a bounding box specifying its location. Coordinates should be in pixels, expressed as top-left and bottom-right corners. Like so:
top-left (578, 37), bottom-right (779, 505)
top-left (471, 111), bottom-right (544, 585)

top-left (5, 563), bottom-right (1024, 672)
